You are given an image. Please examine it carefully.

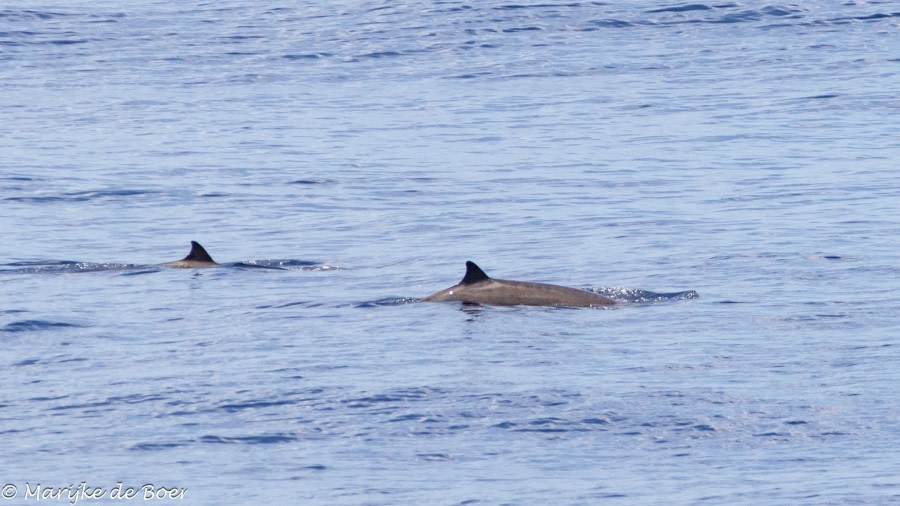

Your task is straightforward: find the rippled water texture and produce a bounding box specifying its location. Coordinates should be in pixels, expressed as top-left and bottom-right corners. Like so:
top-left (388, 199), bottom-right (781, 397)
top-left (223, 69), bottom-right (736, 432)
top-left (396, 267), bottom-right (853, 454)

top-left (2, 1), bottom-right (899, 504)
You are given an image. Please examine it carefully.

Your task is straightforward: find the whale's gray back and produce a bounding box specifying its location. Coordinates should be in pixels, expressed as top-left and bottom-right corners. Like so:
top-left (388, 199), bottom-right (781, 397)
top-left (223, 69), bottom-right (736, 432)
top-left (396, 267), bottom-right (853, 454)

top-left (421, 261), bottom-right (615, 307)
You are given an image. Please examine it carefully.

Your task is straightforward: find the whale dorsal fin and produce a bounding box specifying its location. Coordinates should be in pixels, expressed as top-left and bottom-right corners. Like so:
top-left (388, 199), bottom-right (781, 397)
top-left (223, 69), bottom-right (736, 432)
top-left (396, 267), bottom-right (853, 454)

top-left (183, 241), bottom-right (215, 263)
top-left (461, 261), bottom-right (490, 285)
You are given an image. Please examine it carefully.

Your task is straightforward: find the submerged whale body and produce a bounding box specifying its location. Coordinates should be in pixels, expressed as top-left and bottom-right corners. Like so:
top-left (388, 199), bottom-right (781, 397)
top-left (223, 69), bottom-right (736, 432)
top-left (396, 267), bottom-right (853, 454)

top-left (160, 241), bottom-right (219, 268)
top-left (421, 261), bottom-right (616, 308)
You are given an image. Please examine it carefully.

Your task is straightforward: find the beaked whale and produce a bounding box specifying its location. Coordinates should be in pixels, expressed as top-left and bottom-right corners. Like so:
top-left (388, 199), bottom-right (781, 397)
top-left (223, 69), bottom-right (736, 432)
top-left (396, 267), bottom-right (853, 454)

top-left (160, 241), bottom-right (219, 268)
top-left (421, 261), bottom-right (616, 307)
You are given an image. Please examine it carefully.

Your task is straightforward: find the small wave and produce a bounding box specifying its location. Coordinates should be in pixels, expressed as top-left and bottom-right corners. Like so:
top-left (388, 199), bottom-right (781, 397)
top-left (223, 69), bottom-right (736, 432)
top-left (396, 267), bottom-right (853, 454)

top-left (355, 297), bottom-right (419, 308)
top-left (46, 400), bottom-right (112, 412)
top-left (283, 53), bottom-right (331, 61)
top-left (358, 50), bottom-right (403, 59)
top-left (118, 268), bottom-right (160, 277)
top-left (232, 261), bottom-right (288, 271)
top-left (266, 300), bottom-right (324, 310)
top-left (0, 261), bottom-right (141, 274)
top-left (644, 3), bottom-right (810, 26)
top-left (46, 38), bottom-right (90, 46)
top-left (646, 4), bottom-right (714, 14)
top-left (753, 431), bottom-right (789, 439)
top-left (593, 287), bottom-right (699, 303)
top-left (212, 399), bottom-right (297, 413)
top-left (287, 178), bottom-right (337, 185)
top-left (583, 19), bottom-right (633, 29)
top-left (502, 26), bottom-right (544, 33)
top-left (4, 189), bottom-right (158, 203)
top-left (493, 3), bottom-right (584, 11)
top-left (130, 441), bottom-right (190, 451)
top-left (199, 433), bottom-right (298, 445)
top-left (1, 319), bottom-right (83, 333)
top-left (483, 414), bottom-right (722, 436)
top-left (0, 9), bottom-right (69, 21)
top-left (417, 453), bottom-right (451, 461)
top-left (236, 259), bottom-right (335, 271)
top-left (510, 417), bottom-right (583, 433)
top-left (1, 260), bottom-right (335, 274)
top-left (825, 11), bottom-right (900, 25)
top-left (342, 387), bottom-right (442, 408)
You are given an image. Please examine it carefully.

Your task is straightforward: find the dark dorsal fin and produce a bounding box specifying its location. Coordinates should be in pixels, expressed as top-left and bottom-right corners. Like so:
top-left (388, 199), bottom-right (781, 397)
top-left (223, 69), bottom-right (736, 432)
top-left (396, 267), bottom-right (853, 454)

top-left (461, 260), bottom-right (490, 285)
top-left (183, 241), bottom-right (215, 263)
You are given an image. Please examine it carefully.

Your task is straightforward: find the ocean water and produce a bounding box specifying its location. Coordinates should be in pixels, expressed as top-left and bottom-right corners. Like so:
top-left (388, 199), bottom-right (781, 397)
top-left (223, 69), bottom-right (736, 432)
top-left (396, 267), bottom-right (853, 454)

top-left (2, 1), bottom-right (899, 504)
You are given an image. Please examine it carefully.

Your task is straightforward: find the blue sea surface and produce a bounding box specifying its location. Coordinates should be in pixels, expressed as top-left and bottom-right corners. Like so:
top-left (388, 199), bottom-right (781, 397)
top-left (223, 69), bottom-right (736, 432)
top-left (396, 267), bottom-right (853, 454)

top-left (2, 1), bottom-right (899, 504)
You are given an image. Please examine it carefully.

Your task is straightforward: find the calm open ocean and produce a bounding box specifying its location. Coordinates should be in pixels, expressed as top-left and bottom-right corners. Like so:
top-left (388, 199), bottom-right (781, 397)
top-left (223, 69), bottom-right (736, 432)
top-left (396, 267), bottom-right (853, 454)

top-left (2, 1), bottom-right (899, 504)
